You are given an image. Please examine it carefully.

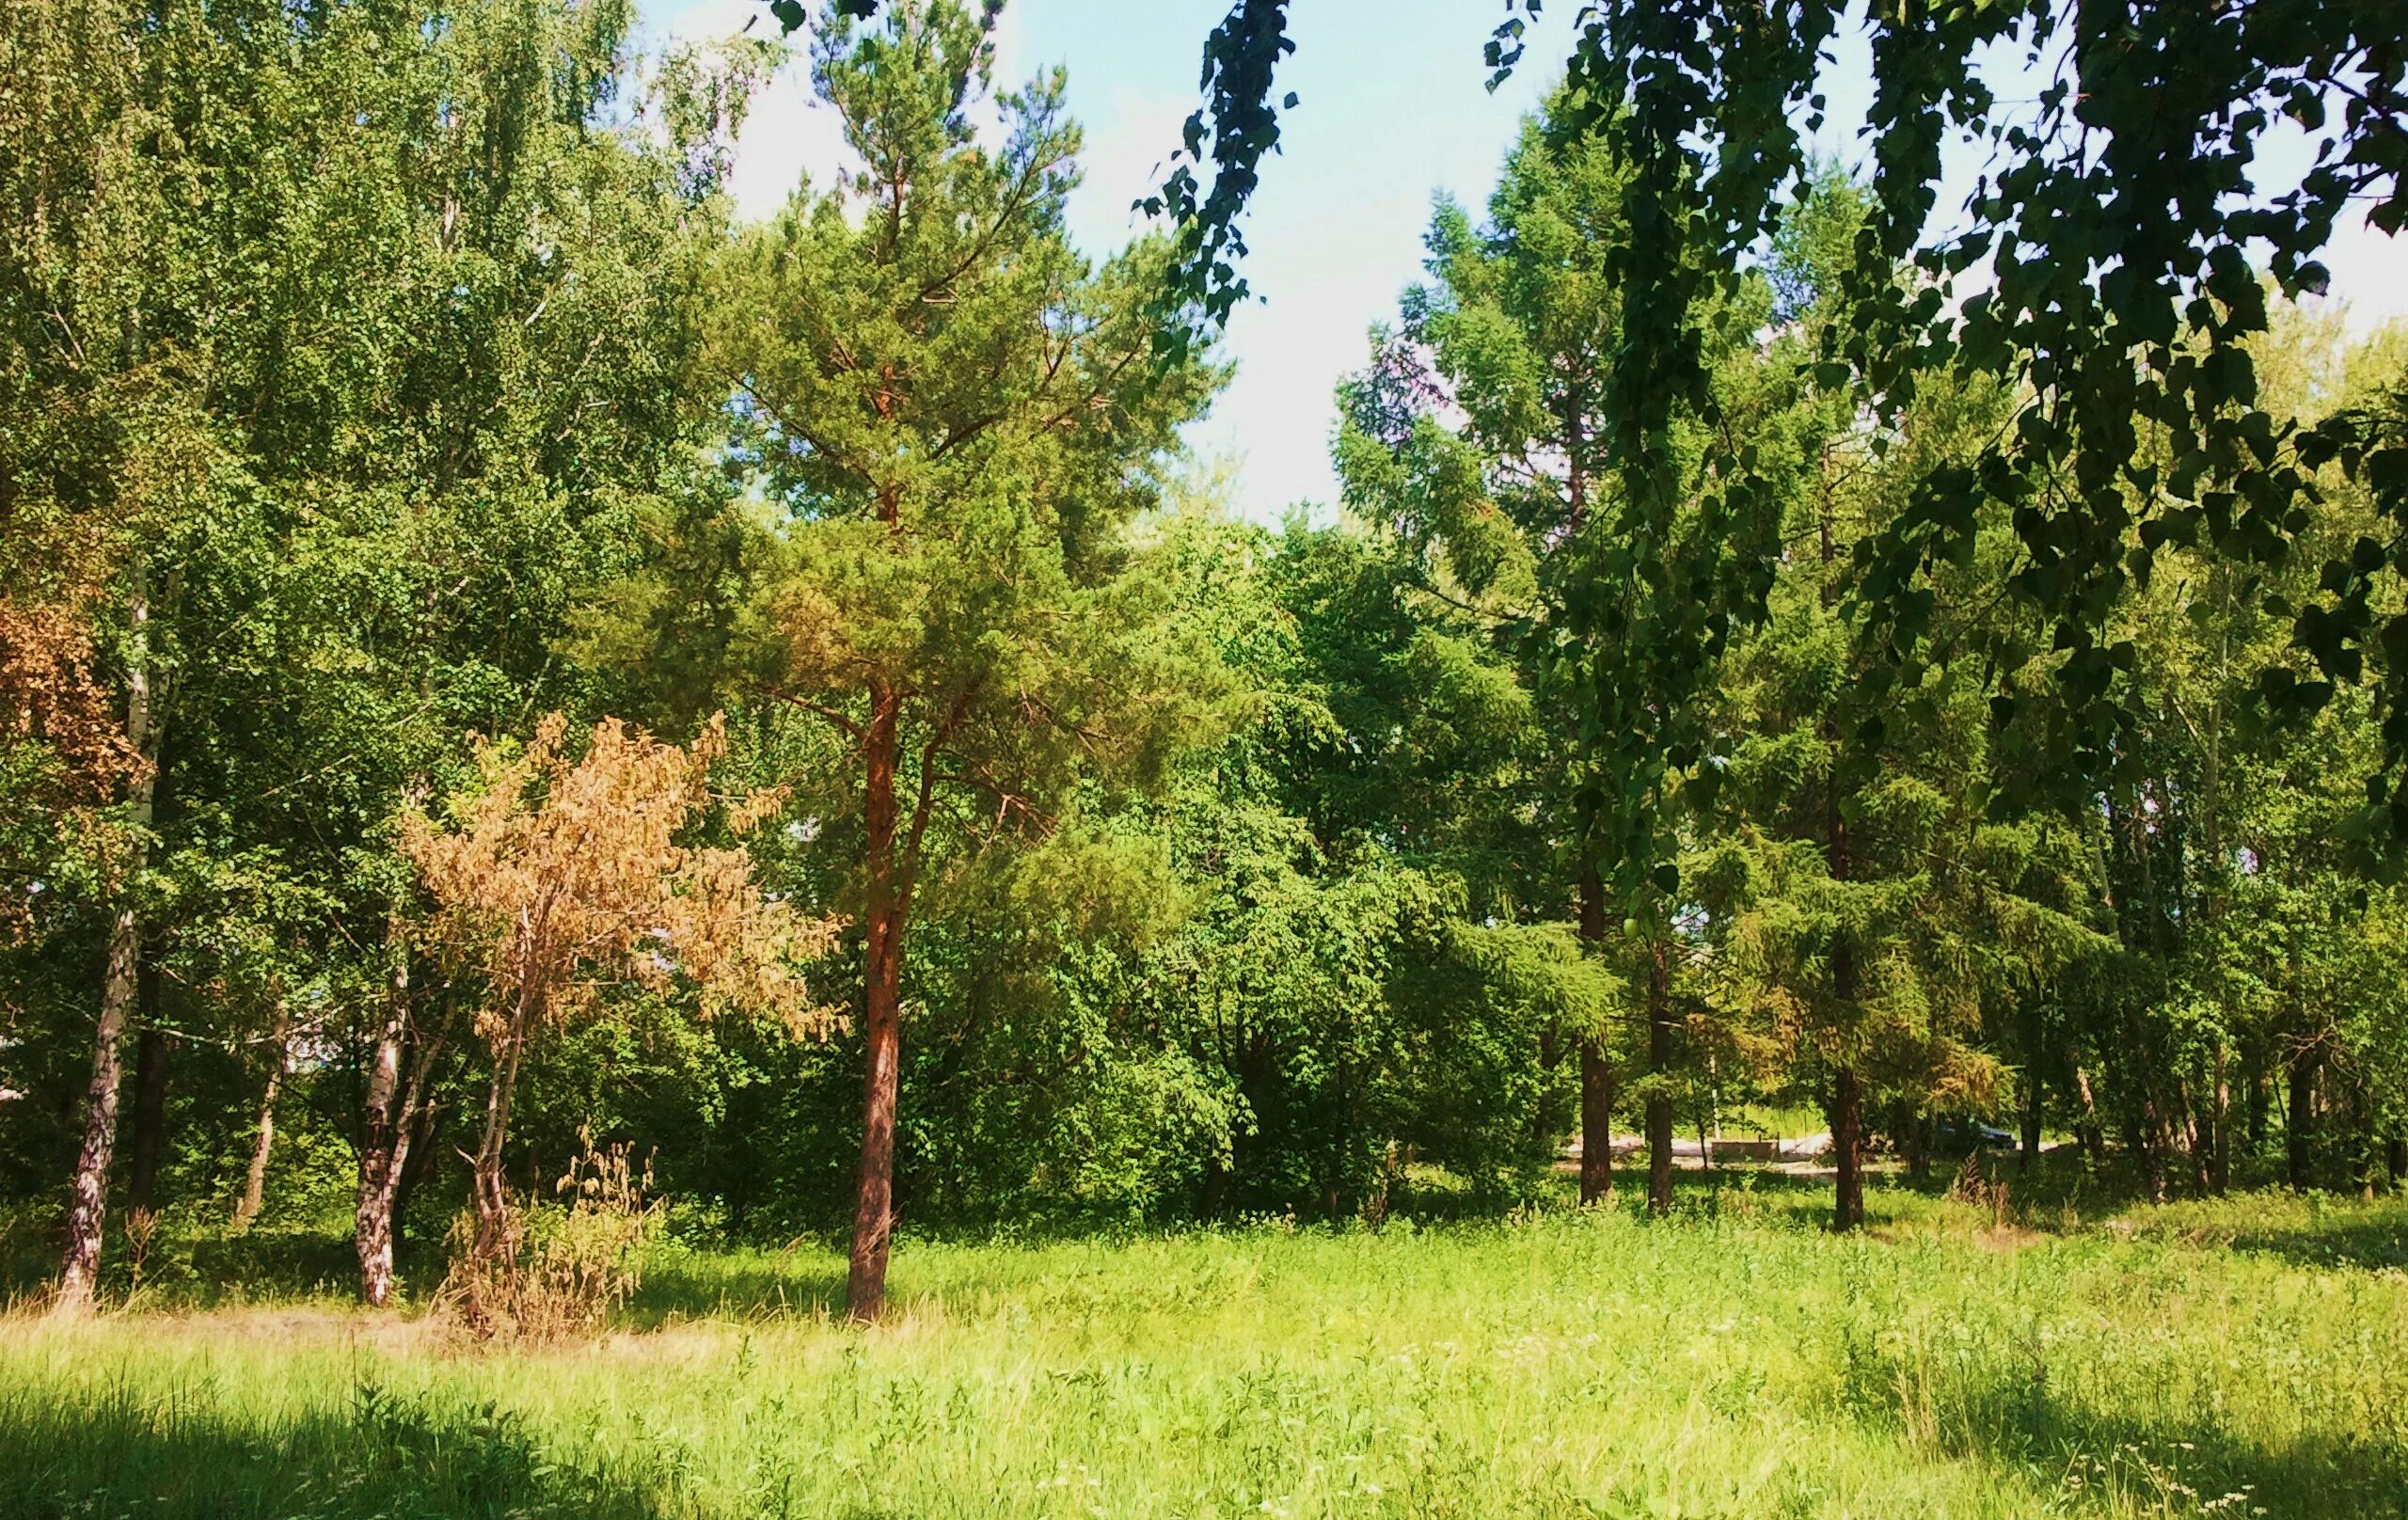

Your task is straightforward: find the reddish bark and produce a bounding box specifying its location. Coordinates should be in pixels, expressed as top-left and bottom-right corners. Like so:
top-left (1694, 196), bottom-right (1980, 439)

top-left (1832, 1061), bottom-right (1865, 1231)
top-left (1579, 1041), bottom-right (1615, 1205)
top-left (848, 682), bottom-right (906, 1322)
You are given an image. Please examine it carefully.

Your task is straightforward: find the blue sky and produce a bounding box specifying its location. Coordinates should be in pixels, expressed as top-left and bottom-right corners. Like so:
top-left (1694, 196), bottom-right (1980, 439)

top-left (645, 1), bottom-right (2407, 520)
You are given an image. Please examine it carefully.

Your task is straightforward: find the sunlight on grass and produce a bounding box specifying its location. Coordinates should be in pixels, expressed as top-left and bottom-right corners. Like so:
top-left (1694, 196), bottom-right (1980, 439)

top-left (5, 1181), bottom-right (2404, 1519)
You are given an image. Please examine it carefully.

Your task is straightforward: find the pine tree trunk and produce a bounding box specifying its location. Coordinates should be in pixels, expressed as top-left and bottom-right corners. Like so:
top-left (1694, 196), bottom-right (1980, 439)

top-left (1822, 657), bottom-right (1861, 1230)
top-left (848, 685), bottom-right (906, 1322)
top-left (1579, 1039), bottom-right (1614, 1205)
top-left (1643, 936), bottom-right (1672, 1217)
top-left (56, 566), bottom-right (160, 1312)
top-left (1828, 886), bottom-right (1863, 1228)
top-left (1576, 865), bottom-right (1612, 1205)
top-left (230, 1005), bottom-right (291, 1234)
top-left (1832, 1062), bottom-right (1865, 1231)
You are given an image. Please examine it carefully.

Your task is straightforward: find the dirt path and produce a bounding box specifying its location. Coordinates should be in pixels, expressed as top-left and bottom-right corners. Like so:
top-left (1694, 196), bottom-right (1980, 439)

top-left (1556, 1132), bottom-right (1834, 1173)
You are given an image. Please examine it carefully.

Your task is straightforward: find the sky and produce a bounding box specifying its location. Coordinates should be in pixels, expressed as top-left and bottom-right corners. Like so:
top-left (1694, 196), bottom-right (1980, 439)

top-left (644, 1), bottom-right (2408, 521)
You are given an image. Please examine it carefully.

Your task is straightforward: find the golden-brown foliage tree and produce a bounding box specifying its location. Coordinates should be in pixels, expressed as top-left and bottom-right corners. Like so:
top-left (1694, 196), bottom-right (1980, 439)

top-left (399, 713), bottom-right (840, 1302)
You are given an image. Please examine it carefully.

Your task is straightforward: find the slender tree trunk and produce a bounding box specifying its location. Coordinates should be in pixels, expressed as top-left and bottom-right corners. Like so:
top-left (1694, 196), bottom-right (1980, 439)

top-left (230, 1005), bottom-right (292, 1234)
top-left (1576, 865), bottom-right (1612, 1205)
top-left (356, 931), bottom-right (424, 1306)
top-left (2073, 1065), bottom-right (2106, 1165)
top-left (1644, 936), bottom-right (1672, 1217)
top-left (2020, 1068), bottom-right (2043, 1173)
top-left (2178, 1077), bottom-right (2212, 1195)
top-left (2245, 1056), bottom-right (2269, 1158)
top-left (848, 684), bottom-right (907, 1322)
top-left (124, 960), bottom-right (168, 1213)
top-left (2347, 1085), bottom-right (2376, 1199)
top-left (2208, 1050), bottom-right (2232, 1194)
top-left (1825, 720), bottom-right (1863, 1230)
top-left (2287, 1047), bottom-right (2317, 1191)
top-left (58, 913), bottom-right (141, 1308)
top-left (1536, 1024), bottom-right (1560, 1153)
top-left (56, 565), bottom-right (160, 1311)
top-left (391, 1097), bottom-right (442, 1241)
top-left (2135, 1092), bottom-right (2169, 1204)
top-left (2386, 1133), bottom-right (2406, 1194)
top-left (468, 1010), bottom-right (529, 1270)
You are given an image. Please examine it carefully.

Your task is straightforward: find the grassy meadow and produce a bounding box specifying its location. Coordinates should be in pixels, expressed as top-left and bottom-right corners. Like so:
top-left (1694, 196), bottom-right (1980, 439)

top-left (4, 1164), bottom-right (2405, 1520)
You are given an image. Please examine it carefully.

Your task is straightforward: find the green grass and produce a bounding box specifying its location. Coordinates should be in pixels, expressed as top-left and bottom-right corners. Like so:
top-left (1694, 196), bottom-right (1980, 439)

top-left (4, 1168), bottom-right (2405, 1519)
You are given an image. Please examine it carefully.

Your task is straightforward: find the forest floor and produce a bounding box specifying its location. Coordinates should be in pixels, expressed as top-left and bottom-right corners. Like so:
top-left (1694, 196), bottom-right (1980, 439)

top-left (2, 1163), bottom-right (2404, 1520)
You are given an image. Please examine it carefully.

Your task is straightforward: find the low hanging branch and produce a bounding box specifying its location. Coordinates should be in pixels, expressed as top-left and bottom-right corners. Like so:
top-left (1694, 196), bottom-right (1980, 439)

top-left (400, 712), bottom-right (843, 1282)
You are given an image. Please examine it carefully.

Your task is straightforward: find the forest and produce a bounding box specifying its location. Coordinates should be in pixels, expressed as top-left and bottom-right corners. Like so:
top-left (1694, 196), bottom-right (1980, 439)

top-left (5, 1), bottom-right (2408, 1516)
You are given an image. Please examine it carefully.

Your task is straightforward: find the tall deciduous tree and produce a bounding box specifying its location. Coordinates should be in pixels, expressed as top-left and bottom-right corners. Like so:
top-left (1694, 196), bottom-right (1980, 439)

top-left (714, 0), bottom-right (1219, 1320)
top-left (7, 0), bottom-right (768, 1304)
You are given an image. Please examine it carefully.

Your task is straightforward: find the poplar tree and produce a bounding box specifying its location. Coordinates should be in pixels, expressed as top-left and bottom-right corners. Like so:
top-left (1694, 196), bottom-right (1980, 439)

top-left (715, 0), bottom-right (1219, 1321)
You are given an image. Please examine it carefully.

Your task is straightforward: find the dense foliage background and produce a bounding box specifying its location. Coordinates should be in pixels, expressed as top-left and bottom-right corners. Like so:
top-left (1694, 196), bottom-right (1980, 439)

top-left (4, 0), bottom-right (2405, 1309)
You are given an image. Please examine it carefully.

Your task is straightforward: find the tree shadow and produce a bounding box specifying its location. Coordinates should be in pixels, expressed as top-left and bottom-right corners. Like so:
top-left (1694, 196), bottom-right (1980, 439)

top-left (2157, 1200), bottom-right (2408, 1273)
top-left (0, 1208), bottom-right (458, 1311)
top-left (0, 1378), bottom-right (667, 1520)
top-left (626, 1253), bottom-right (850, 1323)
top-left (1838, 1340), bottom-right (2408, 1519)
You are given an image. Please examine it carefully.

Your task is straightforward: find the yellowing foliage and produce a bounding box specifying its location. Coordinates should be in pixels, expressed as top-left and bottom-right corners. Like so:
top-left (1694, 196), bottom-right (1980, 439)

top-left (401, 712), bottom-right (841, 1045)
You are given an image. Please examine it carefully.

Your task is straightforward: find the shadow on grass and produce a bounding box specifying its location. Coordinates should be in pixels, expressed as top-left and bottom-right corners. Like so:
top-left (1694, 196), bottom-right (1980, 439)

top-left (0, 1205), bottom-right (460, 1312)
top-left (2142, 1195), bottom-right (2408, 1273)
top-left (1852, 1363), bottom-right (2408, 1520)
top-left (2220, 1212), bottom-right (2408, 1271)
top-left (626, 1253), bottom-right (850, 1323)
top-left (0, 1378), bottom-right (667, 1520)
